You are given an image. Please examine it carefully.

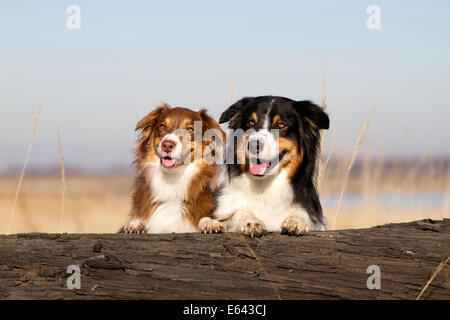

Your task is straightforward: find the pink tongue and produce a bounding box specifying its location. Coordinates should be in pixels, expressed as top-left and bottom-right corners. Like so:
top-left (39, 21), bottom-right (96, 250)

top-left (249, 163), bottom-right (270, 176)
top-left (162, 158), bottom-right (177, 168)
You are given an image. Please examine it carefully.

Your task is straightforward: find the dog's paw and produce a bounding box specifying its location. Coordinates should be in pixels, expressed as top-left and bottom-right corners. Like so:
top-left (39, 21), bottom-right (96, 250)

top-left (241, 220), bottom-right (266, 238)
top-left (281, 216), bottom-right (310, 236)
top-left (199, 217), bottom-right (225, 234)
top-left (119, 219), bottom-right (147, 234)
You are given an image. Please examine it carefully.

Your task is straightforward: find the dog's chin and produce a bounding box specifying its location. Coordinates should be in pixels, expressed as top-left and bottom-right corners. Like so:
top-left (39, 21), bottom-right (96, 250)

top-left (247, 171), bottom-right (271, 180)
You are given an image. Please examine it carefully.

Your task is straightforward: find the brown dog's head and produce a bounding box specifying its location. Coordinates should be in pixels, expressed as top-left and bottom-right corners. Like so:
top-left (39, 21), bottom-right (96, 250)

top-left (135, 103), bottom-right (224, 172)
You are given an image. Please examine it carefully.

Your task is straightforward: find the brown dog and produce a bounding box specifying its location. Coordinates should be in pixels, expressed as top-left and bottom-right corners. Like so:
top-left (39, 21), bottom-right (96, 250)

top-left (120, 103), bottom-right (225, 233)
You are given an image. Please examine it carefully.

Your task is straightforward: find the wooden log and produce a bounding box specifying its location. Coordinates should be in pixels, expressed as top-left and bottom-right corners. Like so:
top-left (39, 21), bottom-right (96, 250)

top-left (0, 219), bottom-right (449, 300)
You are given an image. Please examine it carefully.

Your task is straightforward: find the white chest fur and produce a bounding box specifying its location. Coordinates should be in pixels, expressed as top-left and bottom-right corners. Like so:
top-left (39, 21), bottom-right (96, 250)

top-left (215, 170), bottom-right (311, 232)
top-left (144, 161), bottom-right (200, 233)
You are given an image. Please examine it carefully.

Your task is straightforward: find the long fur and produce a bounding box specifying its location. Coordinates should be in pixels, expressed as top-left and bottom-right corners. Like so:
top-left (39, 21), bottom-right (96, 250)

top-left (120, 103), bottom-right (224, 233)
top-left (207, 96), bottom-right (329, 236)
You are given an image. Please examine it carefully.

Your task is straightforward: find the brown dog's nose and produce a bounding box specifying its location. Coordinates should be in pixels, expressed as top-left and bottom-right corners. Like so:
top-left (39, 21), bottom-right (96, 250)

top-left (161, 140), bottom-right (176, 153)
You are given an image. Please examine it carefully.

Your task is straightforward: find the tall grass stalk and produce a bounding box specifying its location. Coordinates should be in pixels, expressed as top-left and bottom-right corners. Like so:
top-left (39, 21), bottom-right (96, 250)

top-left (443, 167), bottom-right (450, 215)
top-left (57, 127), bottom-right (66, 232)
top-left (318, 138), bottom-right (335, 192)
top-left (416, 255), bottom-right (450, 300)
top-left (320, 60), bottom-right (328, 111)
top-left (331, 108), bottom-right (374, 229)
top-left (316, 62), bottom-right (328, 189)
top-left (7, 102), bottom-right (43, 234)
top-left (230, 67), bottom-right (235, 105)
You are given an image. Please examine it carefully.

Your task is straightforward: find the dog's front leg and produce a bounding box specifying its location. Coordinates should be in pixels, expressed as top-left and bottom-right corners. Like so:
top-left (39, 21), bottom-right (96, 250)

top-left (281, 210), bottom-right (313, 236)
top-left (199, 202), bottom-right (239, 234)
top-left (199, 217), bottom-right (225, 234)
top-left (119, 218), bottom-right (148, 234)
top-left (227, 209), bottom-right (266, 238)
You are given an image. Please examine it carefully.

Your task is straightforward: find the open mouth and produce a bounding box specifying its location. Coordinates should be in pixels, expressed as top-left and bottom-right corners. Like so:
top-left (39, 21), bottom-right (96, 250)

top-left (248, 150), bottom-right (287, 176)
top-left (161, 157), bottom-right (181, 169)
top-left (160, 150), bottom-right (192, 169)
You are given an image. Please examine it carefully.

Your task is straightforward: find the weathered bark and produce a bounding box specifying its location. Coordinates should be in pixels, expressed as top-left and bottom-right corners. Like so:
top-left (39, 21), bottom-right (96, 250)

top-left (0, 219), bottom-right (449, 300)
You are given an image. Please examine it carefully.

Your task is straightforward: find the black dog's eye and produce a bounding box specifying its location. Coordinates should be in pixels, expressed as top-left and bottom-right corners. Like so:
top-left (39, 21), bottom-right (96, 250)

top-left (248, 119), bottom-right (256, 126)
top-left (277, 121), bottom-right (286, 128)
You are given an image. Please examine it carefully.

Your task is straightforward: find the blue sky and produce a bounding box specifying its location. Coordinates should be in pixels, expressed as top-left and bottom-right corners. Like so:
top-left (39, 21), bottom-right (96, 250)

top-left (1, 1), bottom-right (449, 171)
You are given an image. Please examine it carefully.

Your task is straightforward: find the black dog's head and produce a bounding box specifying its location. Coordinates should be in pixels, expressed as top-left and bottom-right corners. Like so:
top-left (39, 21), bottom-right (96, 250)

top-left (220, 96), bottom-right (329, 178)
top-left (219, 95), bottom-right (329, 222)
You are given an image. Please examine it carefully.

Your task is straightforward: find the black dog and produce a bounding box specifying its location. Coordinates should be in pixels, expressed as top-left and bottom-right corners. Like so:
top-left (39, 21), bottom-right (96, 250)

top-left (199, 96), bottom-right (329, 237)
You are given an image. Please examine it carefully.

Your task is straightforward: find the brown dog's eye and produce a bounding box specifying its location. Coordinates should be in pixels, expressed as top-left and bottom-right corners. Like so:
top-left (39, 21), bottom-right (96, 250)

top-left (277, 121), bottom-right (286, 128)
top-left (248, 119), bottom-right (256, 126)
top-left (158, 124), bottom-right (167, 131)
top-left (187, 127), bottom-right (194, 133)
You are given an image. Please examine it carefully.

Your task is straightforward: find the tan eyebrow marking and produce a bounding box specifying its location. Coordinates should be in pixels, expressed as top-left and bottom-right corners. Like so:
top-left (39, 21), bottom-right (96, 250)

top-left (272, 114), bottom-right (282, 127)
top-left (182, 119), bottom-right (193, 127)
top-left (250, 113), bottom-right (259, 123)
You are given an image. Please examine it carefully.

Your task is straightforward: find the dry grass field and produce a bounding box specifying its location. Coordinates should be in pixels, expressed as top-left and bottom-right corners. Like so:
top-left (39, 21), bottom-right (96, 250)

top-left (319, 158), bottom-right (450, 229)
top-left (1, 90), bottom-right (448, 234)
top-left (0, 174), bottom-right (131, 234)
top-left (0, 158), bottom-right (448, 234)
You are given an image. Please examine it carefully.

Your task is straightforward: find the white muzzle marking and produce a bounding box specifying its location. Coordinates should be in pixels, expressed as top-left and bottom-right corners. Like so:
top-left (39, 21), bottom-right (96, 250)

top-left (246, 129), bottom-right (280, 177)
top-left (157, 133), bottom-right (183, 158)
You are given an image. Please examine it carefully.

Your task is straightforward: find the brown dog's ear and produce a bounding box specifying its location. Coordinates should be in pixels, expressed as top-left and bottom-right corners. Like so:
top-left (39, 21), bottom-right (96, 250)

top-left (200, 109), bottom-right (225, 163)
top-left (199, 109), bottom-right (225, 141)
top-left (135, 103), bottom-right (170, 131)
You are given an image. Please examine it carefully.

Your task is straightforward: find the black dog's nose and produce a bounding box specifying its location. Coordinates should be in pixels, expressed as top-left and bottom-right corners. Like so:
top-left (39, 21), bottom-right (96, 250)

top-left (248, 140), bottom-right (264, 154)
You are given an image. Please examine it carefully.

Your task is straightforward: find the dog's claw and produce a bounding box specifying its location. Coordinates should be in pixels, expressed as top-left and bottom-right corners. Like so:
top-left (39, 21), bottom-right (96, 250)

top-left (199, 218), bottom-right (225, 234)
top-left (120, 219), bottom-right (148, 234)
top-left (281, 216), bottom-right (309, 236)
top-left (241, 221), bottom-right (266, 238)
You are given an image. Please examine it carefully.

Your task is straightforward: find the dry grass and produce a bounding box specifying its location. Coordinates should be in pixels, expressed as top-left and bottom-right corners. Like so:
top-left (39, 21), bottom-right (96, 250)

top-left (0, 90), bottom-right (449, 234)
top-left (331, 108), bottom-right (375, 229)
top-left (315, 62), bottom-right (328, 189)
top-left (320, 155), bottom-right (449, 229)
top-left (7, 102), bottom-right (42, 234)
top-left (416, 256), bottom-right (450, 300)
top-left (0, 175), bottom-right (131, 234)
top-left (57, 127), bottom-right (66, 232)
top-left (0, 163), bottom-right (447, 234)
top-left (230, 67), bottom-right (235, 105)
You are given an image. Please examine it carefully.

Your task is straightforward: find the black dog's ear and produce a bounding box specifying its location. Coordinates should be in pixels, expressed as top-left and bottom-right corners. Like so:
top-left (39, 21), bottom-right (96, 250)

top-left (294, 100), bottom-right (329, 130)
top-left (219, 97), bottom-right (251, 124)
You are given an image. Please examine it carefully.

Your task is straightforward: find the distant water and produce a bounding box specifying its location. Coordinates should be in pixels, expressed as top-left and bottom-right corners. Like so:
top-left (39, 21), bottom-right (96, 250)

top-left (321, 192), bottom-right (449, 209)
